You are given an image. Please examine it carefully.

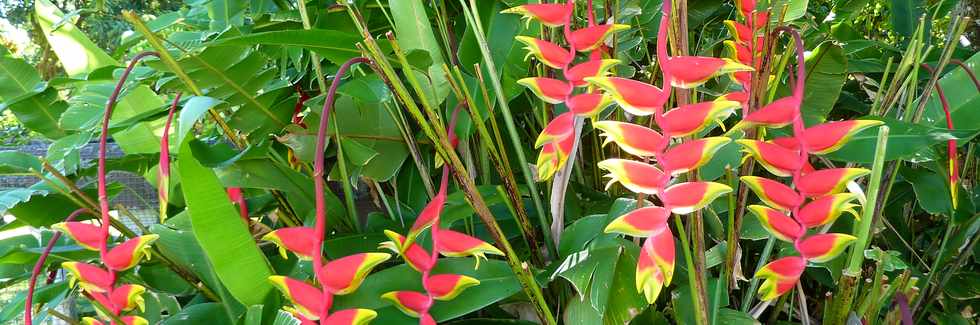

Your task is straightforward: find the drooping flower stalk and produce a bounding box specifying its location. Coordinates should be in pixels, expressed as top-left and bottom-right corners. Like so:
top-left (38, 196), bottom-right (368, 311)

top-left (919, 63), bottom-right (960, 210)
top-left (262, 56), bottom-right (389, 325)
top-left (380, 104), bottom-right (500, 325)
top-left (158, 92), bottom-right (181, 221)
top-left (738, 27), bottom-right (881, 305)
top-left (36, 52), bottom-right (164, 325)
top-left (25, 209), bottom-right (88, 325)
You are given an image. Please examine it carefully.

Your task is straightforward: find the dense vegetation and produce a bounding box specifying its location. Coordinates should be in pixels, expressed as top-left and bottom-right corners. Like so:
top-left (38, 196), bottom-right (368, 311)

top-left (0, 0), bottom-right (977, 324)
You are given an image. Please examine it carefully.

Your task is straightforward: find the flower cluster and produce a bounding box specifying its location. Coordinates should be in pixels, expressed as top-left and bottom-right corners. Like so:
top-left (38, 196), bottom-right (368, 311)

top-left (261, 57), bottom-right (389, 325)
top-left (727, 2), bottom-right (883, 301)
top-left (378, 105), bottom-right (504, 325)
top-left (503, 1), bottom-right (623, 180)
top-left (507, 0), bottom-right (750, 303)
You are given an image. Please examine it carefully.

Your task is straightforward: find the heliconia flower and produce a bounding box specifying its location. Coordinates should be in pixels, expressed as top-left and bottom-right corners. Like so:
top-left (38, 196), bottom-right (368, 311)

top-left (566, 93), bottom-right (614, 117)
top-left (659, 100), bottom-right (740, 137)
top-left (796, 193), bottom-right (860, 228)
top-left (379, 230), bottom-right (434, 272)
top-left (534, 112), bottom-right (576, 148)
top-left (51, 222), bottom-right (102, 251)
top-left (727, 96), bottom-right (799, 133)
top-left (660, 137), bottom-right (732, 175)
top-left (500, 4), bottom-right (571, 27)
top-left (104, 234), bottom-right (159, 271)
top-left (593, 121), bottom-right (666, 157)
top-left (718, 91), bottom-right (749, 106)
top-left (735, 140), bottom-right (802, 177)
top-left (381, 291), bottom-right (432, 317)
top-left (268, 276), bottom-right (323, 320)
top-left (227, 187), bottom-right (249, 221)
top-left (517, 77), bottom-right (573, 104)
top-left (635, 230), bottom-right (675, 303)
top-left (62, 262), bottom-right (113, 293)
top-left (724, 20), bottom-right (755, 45)
top-left (755, 256), bottom-right (805, 301)
top-left (664, 56), bottom-right (753, 89)
top-left (515, 36), bottom-right (573, 69)
top-left (800, 120), bottom-right (884, 154)
top-left (81, 316), bottom-right (149, 325)
top-left (733, 71), bottom-right (753, 89)
top-left (322, 309), bottom-right (378, 325)
top-left (746, 205), bottom-right (803, 242)
top-left (569, 24), bottom-right (630, 51)
top-left (660, 181), bottom-right (733, 214)
top-left (748, 11), bottom-right (769, 29)
top-left (434, 229), bottom-right (505, 269)
top-left (735, 0), bottom-right (756, 17)
top-left (724, 40), bottom-right (754, 65)
top-left (603, 206), bottom-right (670, 237)
top-left (536, 142), bottom-right (562, 181)
top-left (262, 227), bottom-right (319, 260)
top-left (110, 284), bottom-right (146, 312)
top-left (407, 192), bottom-right (447, 247)
top-left (535, 131), bottom-right (576, 180)
top-left (796, 233), bottom-right (857, 263)
top-left (740, 176), bottom-right (803, 211)
top-left (795, 168), bottom-right (870, 198)
top-left (597, 159), bottom-right (668, 194)
top-left (426, 274), bottom-right (480, 301)
top-left (565, 59), bottom-right (620, 86)
top-left (584, 77), bottom-right (666, 116)
top-left (319, 253), bottom-right (391, 295)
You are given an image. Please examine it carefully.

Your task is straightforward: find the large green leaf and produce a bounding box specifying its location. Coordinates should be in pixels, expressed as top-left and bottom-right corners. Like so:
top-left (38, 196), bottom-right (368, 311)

top-left (218, 158), bottom-right (346, 226)
top-left (162, 303), bottom-right (234, 325)
top-left (824, 117), bottom-right (978, 163)
top-left (211, 30), bottom-right (362, 65)
top-left (0, 48), bottom-right (67, 138)
top-left (768, 0), bottom-right (809, 21)
top-left (178, 140), bottom-right (273, 306)
top-left (154, 31), bottom-right (291, 135)
top-left (918, 52), bottom-right (980, 130)
top-left (389, 0), bottom-right (450, 104)
top-left (208, 0), bottom-right (246, 31)
top-left (332, 258), bottom-right (521, 323)
top-left (888, 0), bottom-right (922, 37)
top-left (457, 0), bottom-right (529, 101)
top-left (34, 0), bottom-right (119, 78)
top-left (795, 41), bottom-right (848, 125)
top-left (0, 152), bottom-right (42, 175)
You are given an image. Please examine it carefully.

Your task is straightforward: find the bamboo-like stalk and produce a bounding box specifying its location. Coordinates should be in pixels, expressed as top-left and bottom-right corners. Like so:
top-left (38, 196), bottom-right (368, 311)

top-left (826, 126), bottom-right (889, 325)
top-left (344, 5), bottom-right (556, 323)
top-left (457, 0), bottom-right (554, 256)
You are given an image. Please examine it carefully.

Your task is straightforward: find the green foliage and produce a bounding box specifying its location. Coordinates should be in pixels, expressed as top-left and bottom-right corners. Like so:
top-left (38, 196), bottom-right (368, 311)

top-left (0, 0), bottom-right (976, 324)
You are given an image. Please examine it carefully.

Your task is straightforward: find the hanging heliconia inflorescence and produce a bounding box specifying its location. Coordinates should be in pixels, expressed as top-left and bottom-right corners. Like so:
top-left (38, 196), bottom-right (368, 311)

top-left (26, 52), bottom-right (165, 325)
top-left (503, 0), bottom-right (625, 180)
top-left (260, 57), bottom-right (390, 325)
top-left (726, 1), bottom-right (884, 301)
top-left (378, 104), bottom-right (504, 325)
top-left (506, 0), bottom-right (752, 303)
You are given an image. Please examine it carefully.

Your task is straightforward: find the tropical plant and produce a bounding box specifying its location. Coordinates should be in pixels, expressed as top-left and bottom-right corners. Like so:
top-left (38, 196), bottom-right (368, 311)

top-left (0, 0), bottom-right (977, 324)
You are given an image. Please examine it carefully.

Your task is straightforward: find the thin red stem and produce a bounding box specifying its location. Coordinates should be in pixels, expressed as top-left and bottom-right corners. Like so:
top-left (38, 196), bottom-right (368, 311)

top-left (25, 209), bottom-right (89, 325)
top-left (158, 92), bottom-right (182, 218)
top-left (921, 63), bottom-right (959, 194)
top-left (98, 52), bottom-right (159, 323)
top-left (949, 60), bottom-right (980, 91)
top-left (312, 57), bottom-right (371, 323)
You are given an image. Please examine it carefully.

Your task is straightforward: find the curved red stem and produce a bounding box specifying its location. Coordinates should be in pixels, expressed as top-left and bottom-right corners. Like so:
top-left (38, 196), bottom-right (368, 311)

top-left (25, 209), bottom-right (90, 325)
top-left (158, 92), bottom-right (182, 219)
top-left (949, 59), bottom-right (980, 91)
top-left (312, 57), bottom-right (371, 323)
top-left (921, 63), bottom-right (959, 206)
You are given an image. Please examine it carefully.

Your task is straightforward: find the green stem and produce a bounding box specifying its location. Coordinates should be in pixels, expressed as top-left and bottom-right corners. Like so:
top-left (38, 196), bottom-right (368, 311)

top-left (675, 216), bottom-right (707, 325)
top-left (845, 126), bottom-right (890, 275)
top-left (741, 236), bottom-right (776, 312)
top-left (458, 0), bottom-right (554, 256)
